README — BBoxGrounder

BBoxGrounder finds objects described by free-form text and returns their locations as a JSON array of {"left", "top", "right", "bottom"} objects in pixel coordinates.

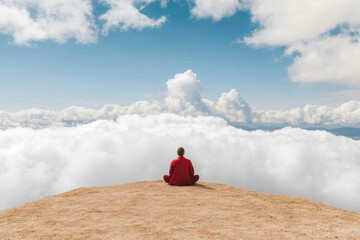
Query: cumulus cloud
[
  {"left": 165, "top": 70, "right": 209, "bottom": 115},
  {"left": 190, "top": 0, "right": 242, "bottom": 21},
  {"left": 0, "top": 114, "right": 359, "bottom": 212},
  {"left": 0, "top": 0, "right": 97, "bottom": 45},
  {"left": 0, "top": 101, "right": 161, "bottom": 129},
  {"left": 0, "top": 70, "right": 253, "bottom": 128},
  {"left": 206, "top": 88, "right": 252, "bottom": 123},
  {"left": 165, "top": 70, "right": 253, "bottom": 122},
  {"left": 254, "top": 101, "right": 360, "bottom": 127},
  {"left": 0, "top": 0, "right": 168, "bottom": 44},
  {"left": 242, "top": 0, "right": 360, "bottom": 47},
  {"left": 241, "top": 0, "right": 360, "bottom": 88},
  {"left": 285, "top": 34, "right": 360, "bottom": 87},
  {"left": 1, "top": 70, "right": 360, "bottom": 129},
  {"left": 99, "top": 0, "right": 166, "bottom": 34}
]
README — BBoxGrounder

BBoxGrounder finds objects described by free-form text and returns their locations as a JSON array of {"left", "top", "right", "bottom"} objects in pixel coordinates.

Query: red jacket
[{"left": 168, "top": 156, "right": 196, "bottom": 186}]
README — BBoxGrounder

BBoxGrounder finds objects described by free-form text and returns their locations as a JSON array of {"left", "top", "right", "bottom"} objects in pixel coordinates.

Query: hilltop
[{"left": 1, "top": 181, "right": 359, "bottom": 239}]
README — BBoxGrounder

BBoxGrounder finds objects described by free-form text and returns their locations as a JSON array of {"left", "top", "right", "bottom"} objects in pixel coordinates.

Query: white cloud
[
  {"left": 208, "top": 88, "right": 252, "bottom": 123},
  {"left": 0, "top": 101, "right": 162, "bottom": 129},
  {"left": 1, "top": 70, "right": 360, "bottom": 128},
  {"left": 241, "top": 0, "right": 360, "bottom": 88},
  {"left": 159, "top": 0, "right": 168, "bottom": 7},
  {"left": 0, "top": 114, "right": 359, "bottom": 212},
  {"left": 254, "top": 101, "right": 360, "bottom": 126},
  {"left": 165, "top": 70, "right": 253, "bottom": 121},
  {"left": 144, "top": 93, "right": 153, "bottom": 98},
  {"left": 0, "top": 0, "right": 169, "bottom": 45},
  {"left": 165, "top": 70, "right": 209, "bottom": 115},
  {"left": 190, "top": 0, "right": 242, "bottom": 21},
  {"left": 285, "top": 34, "right": 360, "bottom": 87},
  {"left": 243, "top": 0, "right": 360, "bottom": 47},
  {"left": 56, "top": 100, "right": 162, "bottom": 124},
  {"left": 99, "top": 0, "right": 166, "bottom": 34},
  {"left": 0, "top": 0, "right": 97, "bottom": 45},
  {"left": 324, "top": 89, "right": 360, "bottom": 101}
]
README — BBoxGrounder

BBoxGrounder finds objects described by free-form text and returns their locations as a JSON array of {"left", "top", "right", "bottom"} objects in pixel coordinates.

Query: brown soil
[{"left": 0, "top": 181, "right": 359, "bottom": 239}]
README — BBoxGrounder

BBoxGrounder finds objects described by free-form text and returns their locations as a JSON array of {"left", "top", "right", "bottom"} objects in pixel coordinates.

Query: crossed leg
[{"left": 163, "top": 174, "right": 199, "bottom": 185}]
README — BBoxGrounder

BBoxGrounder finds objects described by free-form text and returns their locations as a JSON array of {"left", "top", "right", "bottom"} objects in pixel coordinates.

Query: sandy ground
[{"left": 0, "top": 181, "right": 359, "bottom": 240}]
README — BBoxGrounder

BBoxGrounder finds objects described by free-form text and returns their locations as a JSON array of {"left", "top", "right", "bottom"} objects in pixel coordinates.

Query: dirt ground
[{"left": 1, "top": 181, "right": 359, "bottom": 239}]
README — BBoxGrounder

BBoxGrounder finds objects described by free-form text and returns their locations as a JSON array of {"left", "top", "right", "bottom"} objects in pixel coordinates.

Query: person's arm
[
  {"left": 189, "top": 160, "right": 195, "bottom": 176},
  {"left": 169, "top": 161, "right": 175, "bottom": 176}
]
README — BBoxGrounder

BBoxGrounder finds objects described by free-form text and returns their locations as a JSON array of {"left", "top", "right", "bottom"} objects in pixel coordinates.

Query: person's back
[{"left": 163, "top": 147, "right": 199, "bottom": 186}]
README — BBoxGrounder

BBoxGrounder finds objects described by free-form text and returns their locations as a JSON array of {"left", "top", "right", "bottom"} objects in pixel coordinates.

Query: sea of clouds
[
  {"left": 1, "top": 114, "right": 360, "bottom": 212},
  {"left": 1, "top": 70, "right": 360, "bottom": 212}
]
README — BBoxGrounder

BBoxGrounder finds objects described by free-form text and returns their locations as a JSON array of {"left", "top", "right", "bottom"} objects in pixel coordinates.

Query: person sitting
[{"left": 163, "top": 147, "right": 199, "bottom": 186}]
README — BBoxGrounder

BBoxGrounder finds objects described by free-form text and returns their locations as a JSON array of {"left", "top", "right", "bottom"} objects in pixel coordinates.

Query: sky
[{"left": 1, "top": 0, "right": 358, "bottom": 112}]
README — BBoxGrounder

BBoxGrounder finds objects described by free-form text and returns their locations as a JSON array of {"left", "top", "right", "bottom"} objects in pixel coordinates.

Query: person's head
[{"left": 177, "top": 147, "right": 185, "bottom": 157}]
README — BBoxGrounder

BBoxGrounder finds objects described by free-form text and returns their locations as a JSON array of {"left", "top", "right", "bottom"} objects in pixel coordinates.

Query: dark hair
[{"left": 177, "top": 147, "right": 185, "bottom": 157}]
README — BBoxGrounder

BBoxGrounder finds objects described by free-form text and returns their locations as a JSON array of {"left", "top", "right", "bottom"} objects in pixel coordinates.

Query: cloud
[
  {"left": 254, "top": 101, "right": 360, "bottom": 126},
  {"left": 99, "top": 0, "right": 166, "bottom": 34},
  {"left": 241, "top": 0, "right": 360, "bottom": 87},
  {"left": 0, "top": 0, "right": 167, "bottom": 45},
  {"left": 0, "top": 0, "right": 97, "bottom": 45},
  {"left": 324, "top": 89, "right": 360, "bottom": 101},
  {"left": 0, "top": 101, "right": 162, "bottom": 129},
  {"left": 285, "top": 34, "right": 360, "bottom": 87},
  {"left": 206, "top": 88, "right": 252, "bottom": 123},
  {"left": 0, "top": 114, "right": 359, "bottom": 212},
  {"left": 1, "top": 70, "right": 360, "bottom": 129},
  {"left": 165, "top": 70, "right": 209, "bottom": 115},
  {"left": 242, "top": 0, "right": 360, "bottom": 47},
  {"left": 190, "top": 0, "right": 242, "bottom": 21},
  {"left": 159, "top": 0, "right": 168, "bottom": 8},
  {"left": 144, "top": 93, "right": 154, "bottom": 98},
  {"left": 165, "top": 70, "right": 253, "bottom": 122}
]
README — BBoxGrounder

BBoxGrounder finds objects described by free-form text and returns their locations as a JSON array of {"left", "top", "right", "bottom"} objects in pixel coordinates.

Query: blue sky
[{"left": 0, "top": 0, "right": 354, "bottom": 111}]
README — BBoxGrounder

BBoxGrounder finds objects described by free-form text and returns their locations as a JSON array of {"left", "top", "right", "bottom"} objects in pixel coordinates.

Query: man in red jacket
[{"left": 163, "top": 147, "right": 199, "bottom": 186}]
